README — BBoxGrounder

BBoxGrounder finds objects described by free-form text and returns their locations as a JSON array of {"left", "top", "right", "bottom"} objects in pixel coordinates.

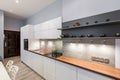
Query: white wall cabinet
[
  {"left": 34, "top": 17, "right": 62, "bottom": 39},
  {"left": 21, "top": 25, "right": 34, "bottom": 39},
  {"left": 43, "top": 57, "right": 56, "bottom": 80},
  {"left": 55, "top": 61, "right": 77, "bottom": 80},
  {"left": 77, "top": 68, "right": 114, "bottom": 80}
]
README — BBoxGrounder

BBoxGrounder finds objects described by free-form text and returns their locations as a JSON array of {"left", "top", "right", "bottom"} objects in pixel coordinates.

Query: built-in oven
[{"left": 24, "top": 39, "right": 28, "bottom": 50}]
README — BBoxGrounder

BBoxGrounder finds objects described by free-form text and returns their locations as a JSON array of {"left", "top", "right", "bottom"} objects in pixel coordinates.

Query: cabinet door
[
  {"left": 34, "top": 17, "right": 62, "bottom": 39},
  {"left": 21, "top": 25, "right": 34, "bottom": 39},
  {"left": 56, "top": 61, "right": 77, "bottom": 80},
  {"left": 29, "top": 52, "right": 44, "bottom": 77},
  {"left": 77, "top": 68, "right": 115, "bottom": 80},
  {"left": 21, "top": 26, "right": 28, "bottom": 39},
  {"left": 43, "top": 57, "right": 56, "bottom": 80},
  {"left": 21, "top": 51, "right": 44, "bottom": 77},
  {"left": 21, "top": 50, "right": 28, "bottom": 63},
  {"left": 34, "top": 24, "right": 42, "bottom": 39}
]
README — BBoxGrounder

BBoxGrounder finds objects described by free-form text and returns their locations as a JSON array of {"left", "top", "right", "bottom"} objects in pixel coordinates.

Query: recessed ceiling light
[{"left": 15, "top": 0, "right": 19, "bottom": 3}]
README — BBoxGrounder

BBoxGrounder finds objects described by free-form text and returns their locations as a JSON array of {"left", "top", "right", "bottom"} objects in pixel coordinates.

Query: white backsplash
[{"left": 28, "top": 39, "right": 40, "bottom": 50}]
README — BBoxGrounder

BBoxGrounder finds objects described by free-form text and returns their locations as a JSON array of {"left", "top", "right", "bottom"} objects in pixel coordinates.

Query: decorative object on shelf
[
  {"left": 100, "top": 34, "right": 106, "bottom": 37},
  {"left": 73, "top": 22, "right": 80, "bottom": 27},
  {"left": 60, "top": 34, "right": 64, "bottom": 38},
  {"left": 79, "top": 35, "right": 85, "bottom": 37},
  {"left": 106, "top": 19, "right": 110, "bottom": 22},
  {"left": 60, "top": 34, "right": 69, "bottom": 38},
  {"left": 86, "top": 22, "right": 89, "bottom": 25},
  {"left": 115, "top": 33, "right": 120, "bottom": 37},
  {"left": 94, "top": 21, "right": 98, "bottom": 24},
  {"left": 70, "top": 35, "right": 77, "bottom": 38},
  {"left": 87, "top": 34, "right": 93, "bottom": 37}
]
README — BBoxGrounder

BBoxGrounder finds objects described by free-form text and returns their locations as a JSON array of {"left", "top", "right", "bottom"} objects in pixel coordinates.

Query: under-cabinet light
[{"left": 15, "top": 0, "right": 19, "bottom": 3}]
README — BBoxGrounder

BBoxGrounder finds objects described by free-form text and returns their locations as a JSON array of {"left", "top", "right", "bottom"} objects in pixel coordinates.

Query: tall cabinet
[{"left": 21, "top": 25, "right": 34, "bottom": 62}]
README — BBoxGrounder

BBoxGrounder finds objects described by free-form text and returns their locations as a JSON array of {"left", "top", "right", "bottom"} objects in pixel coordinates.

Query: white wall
[
  {"left": 0, "top": 10, "right": 4, "bottom": 59},
  {"left": 26, "top": 0, "right": 62, "bottom": 25},
  {"left": 4, "top": 16, "right": 25, "bottom": 31},
  {"left": 62, "top": 0, "right": 120, "bottom": 22}
]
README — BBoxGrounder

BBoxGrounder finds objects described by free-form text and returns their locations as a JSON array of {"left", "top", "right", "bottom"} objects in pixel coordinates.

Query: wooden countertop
[
  {"left": 28, "top": 50, "right": 120, "bottom": 79},
  {"left": 57, "top": 56, "right": 120, "bottom": 79}
]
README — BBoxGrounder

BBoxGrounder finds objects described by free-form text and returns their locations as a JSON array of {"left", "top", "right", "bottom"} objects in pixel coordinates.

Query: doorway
[{"left": 4, "top": 30, "right": 20, "bottom": 58}]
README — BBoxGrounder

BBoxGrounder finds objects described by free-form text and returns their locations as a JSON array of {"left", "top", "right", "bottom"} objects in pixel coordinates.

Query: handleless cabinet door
[
  {"left": 31, "top": 53, "right": 44, "bottom": 77},
  {"left": 34, "top": 24, "right": 42, "bottom": 39},
  {"left": 34, "top": 17, "right": 62, "bottom": 39},
  {"left": 56, "top": 61, "right": 77, "bottom": 80},
  {"left": 77, "top": 68, "right": 115, "bottom": 80},
  {"left": 43, "top": 57, "right": 56, "bottom": 80},
  {"left": 21, "top": 25, "right": 34, "bottom": 39}
]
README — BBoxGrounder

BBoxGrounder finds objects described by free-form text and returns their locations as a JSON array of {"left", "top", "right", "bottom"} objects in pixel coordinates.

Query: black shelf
[
  {"left": 58, "top": 20, "right": 120, "bottom": 30},
  {"left": 62, "top": 37, "right": 120, "bottom": 39}
]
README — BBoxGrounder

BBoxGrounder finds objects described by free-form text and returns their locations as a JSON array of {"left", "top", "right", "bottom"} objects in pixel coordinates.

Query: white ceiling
[{"left": 0, "top": 0, "right": 56, "bottom": 19}]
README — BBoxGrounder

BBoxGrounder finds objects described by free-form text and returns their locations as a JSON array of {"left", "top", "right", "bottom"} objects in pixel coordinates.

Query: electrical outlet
[{"left": 91, "top": 56, "right": 110, "bottom": 64}]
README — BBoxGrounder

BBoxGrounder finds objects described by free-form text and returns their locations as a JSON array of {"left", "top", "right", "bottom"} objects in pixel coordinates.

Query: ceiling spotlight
[{"left": 16, "top": 0, "right": 19, "bottom": 3}]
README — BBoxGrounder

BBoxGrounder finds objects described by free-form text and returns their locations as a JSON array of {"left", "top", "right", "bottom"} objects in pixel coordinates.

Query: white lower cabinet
[
  {"left": 43, "top": 57, "right": 56, "bottom": 80},
  {"left": 22, "top": 51, "right": 44, "bottom": 77},
  {"left": 30, "top": 53, "right": 44, "bottom": 77},
  {"left": 22, "top": 52, "right": 115, "bottom": 80},
  {"left": 77, "top": 68, "right": 115, "bottom": 80},
  {"left": 55, "top": 61, "right": 77, "bottom": 80}
]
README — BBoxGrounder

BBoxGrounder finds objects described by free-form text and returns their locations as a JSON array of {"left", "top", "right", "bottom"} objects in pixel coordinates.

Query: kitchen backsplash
[
  {"left": 28, "top": 38, "right": 117, "bottom": 67},
  {"left": 28, "top": 39, "right": 62, "bottom": 53},
  {"left": 40, "top": 40, "right": 62, "bottom": 53},
  {"left": 28, "top": 39, "right": 40, "bottom": 50},
  {"left": 63, "top": 38, "right": 115, "bottom": 67}
]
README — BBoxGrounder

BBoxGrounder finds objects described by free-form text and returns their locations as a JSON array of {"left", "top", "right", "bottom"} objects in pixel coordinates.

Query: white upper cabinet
[
  {"left": 21, "top": 25, "right": 34, "bottom": 39},
  {"left": 34, "top": 17, "right": 62, "bottom": 39}
]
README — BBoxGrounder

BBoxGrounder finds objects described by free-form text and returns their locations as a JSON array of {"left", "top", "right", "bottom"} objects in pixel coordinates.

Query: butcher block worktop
[
  {"left": 27, "top": 50, "right": 120, "bottom": 79},
  {"left": 57, "top": 56, "right": 120, "bottom": 80}
]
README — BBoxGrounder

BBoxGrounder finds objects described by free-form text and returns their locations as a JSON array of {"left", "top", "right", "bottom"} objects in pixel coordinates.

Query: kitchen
[{"left": 0, "top": 0, "right": 120, "bottom": 80}]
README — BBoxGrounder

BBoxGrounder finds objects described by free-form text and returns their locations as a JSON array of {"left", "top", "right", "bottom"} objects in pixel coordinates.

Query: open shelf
[
  {"left": 62, "top": 37, "right": 120, "bottom": 39},
  {"left": 58, "top": 20, "right": 120, "bottom": 30}
]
